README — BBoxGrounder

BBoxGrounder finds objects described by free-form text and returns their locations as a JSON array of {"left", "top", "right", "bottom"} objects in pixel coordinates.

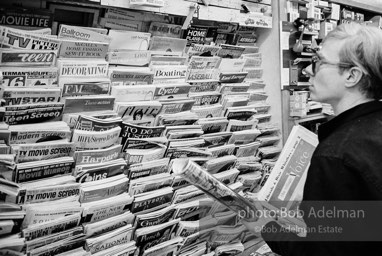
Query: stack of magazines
[{"left": 0, "top": 11, "right": 286, "bottom": 256}]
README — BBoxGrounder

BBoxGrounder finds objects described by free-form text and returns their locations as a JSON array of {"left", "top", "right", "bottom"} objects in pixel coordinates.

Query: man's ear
[{"left": 344, "top": 67, "right": 363, "bottom": 88}]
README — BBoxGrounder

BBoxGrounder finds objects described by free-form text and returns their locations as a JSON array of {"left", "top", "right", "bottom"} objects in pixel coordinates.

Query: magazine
[
  {"left": 108, "top": 67, "right": 153, "bottom": 85},
  {"left": 71, "top": 126, "right": 121, "bottom": 151},
  {"left": 2, "top": 102, "right": 65, "bottom": 125},
  {"left": 107, "top": 50, "right": 151, "bottom": 67},
  {"left": 115, "top": 101, "right": 162, "bottom": 126},
  {"left": 0, "top": 25, "right": 61, "bottom": 50},
  {"left": 59, "top": 39, "right": 109, "bottom": 59},
  {"left": 81, "top": 193, "right": 134, "bottom": 223},
  {"left": 0, "top": 49, "right": 57, "bottom": 66},
  {"left": 149, "top": 36, "right": 187, "bottom": 54},
  {"left": 148, "top": 22, "right": 182, "bottom": 38},
  {"left": 83, "top": 211, "right": 135, "bottom": 238},
  {"left": 58, "top": 24, "right": 111, "bottom": 42},
  {"left": 111, "top": 85, "right": 155, "bottom": 102},
  {"left": 2, "top": 87, "right": 61, "bottom": 106},
  {"left": 0, "top": 66, "right": 58, "bottom": 87}
]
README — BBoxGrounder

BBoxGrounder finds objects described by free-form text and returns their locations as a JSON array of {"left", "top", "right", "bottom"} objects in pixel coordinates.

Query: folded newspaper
[{"left": 171, "top": 159, "right": 260, "bottom": 222}]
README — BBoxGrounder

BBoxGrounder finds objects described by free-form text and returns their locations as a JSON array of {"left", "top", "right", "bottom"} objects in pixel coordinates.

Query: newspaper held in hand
[
  {"left": 171, "top": 159, "right": 259, "bottom": 222},
  {"left": 257, "top": 125, "right": 318, "bottom": 211}
]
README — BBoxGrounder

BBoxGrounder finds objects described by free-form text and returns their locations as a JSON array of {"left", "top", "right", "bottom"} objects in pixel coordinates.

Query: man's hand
[{"left": 240, "top": 215, "right": 275, "bottom": 237}]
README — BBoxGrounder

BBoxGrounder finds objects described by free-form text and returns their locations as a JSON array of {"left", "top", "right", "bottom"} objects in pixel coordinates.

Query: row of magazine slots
[
  {"left": 2, "top": 205, "right": 269, "bottom": 256},
  {"left": 0, "top": 85, "right": 269, "bottom": 126},
  {"left": 1, "top": 165, "right": 270, "bottom": 256},
  {"left": 0, "top": 23, "right": 259, "bottom": 64},
  {"left": 0, "top": 122, "right": 281, "bottom": 178}
]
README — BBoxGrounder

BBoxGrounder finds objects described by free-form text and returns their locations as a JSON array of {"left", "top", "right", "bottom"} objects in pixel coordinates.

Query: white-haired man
[{"left": 244, "top": 22, "right": 382, "bottom": 255}]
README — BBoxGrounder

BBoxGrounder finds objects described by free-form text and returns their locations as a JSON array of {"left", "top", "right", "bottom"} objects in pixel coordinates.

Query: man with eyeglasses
[{"left": 243, "top": 23, "right": 382, "bottom": 255}]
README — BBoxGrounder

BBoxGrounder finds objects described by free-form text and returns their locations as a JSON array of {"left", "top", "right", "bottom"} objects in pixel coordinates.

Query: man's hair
[{"left": 324, "top": 22, "right": 382, "bottom": 99}]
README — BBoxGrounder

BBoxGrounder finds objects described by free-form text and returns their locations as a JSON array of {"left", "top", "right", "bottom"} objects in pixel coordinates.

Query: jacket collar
[{"left": 318, "top": 100, "right": 382, "bottom": 141}]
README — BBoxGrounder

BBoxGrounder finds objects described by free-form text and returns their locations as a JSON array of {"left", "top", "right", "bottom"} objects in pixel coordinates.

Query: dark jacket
[{"left": 262, "top": 100, "right": 382, "bottom": 256}]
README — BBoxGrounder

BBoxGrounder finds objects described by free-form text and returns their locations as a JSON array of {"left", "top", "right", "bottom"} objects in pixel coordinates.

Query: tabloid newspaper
[
  {"left": 71, "top": 126, "right": 121, "bottom": 151},
  {"left": 148, "top": 22, "right": 182, "bottom": 38},
  {"left": 0, "top": 26, "right": 61, "bottom": 50},
  {"left": 74, "top": 144, "right": 122, "bottom": 166},
  {"left": 58, "top": 24, "right": 111, "bottom": 43},
  {"left": 57, "top": 59, "right": 108, "bottom": 78},
  {"left": 2, "top": 102, "right": 65, "bottom": 125},
  {"left": 0, "top": 67, "right": 58, "bottom": 87},
  {"left": 0, "top": 49, "right": 57, "bottom": 66},
  {"left": 172, "top": 159, "right": 260, "bottom": 221},
  {"left": 257, "top": 125, "right": 318, "bottom": 211},
  {"left": 59, "top": 39, "right": 109, "bottom": 59}
]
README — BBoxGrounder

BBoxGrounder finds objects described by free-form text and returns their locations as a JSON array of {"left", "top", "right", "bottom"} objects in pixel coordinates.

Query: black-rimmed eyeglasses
[{"left": 304, "top": 55, "right": 353, "bottom": 76}]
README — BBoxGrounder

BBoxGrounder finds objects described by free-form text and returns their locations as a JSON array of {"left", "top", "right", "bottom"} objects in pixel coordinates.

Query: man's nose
[{"left": 302, "top": 64, "right": 314, "bottom": 76}]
